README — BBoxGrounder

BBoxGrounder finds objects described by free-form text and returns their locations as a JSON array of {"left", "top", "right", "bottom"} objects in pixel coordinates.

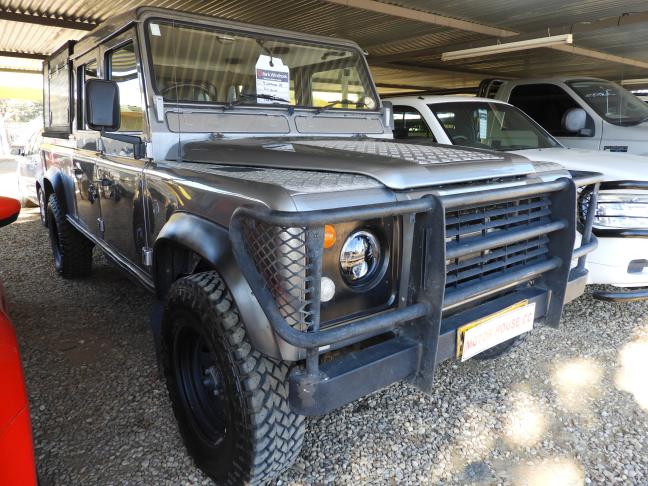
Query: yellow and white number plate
[{"left": 456, "top": 301, "right": 536, "bottom": 362}]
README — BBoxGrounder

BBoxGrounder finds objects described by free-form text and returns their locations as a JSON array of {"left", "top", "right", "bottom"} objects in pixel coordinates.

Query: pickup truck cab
[
  {"left": 38, "top": 7, "right": 600, "bottom": 484},
  {"left": 480, "top": 77, "right": 648, "bottom": 156},
  {"left": 386, "top": 95, "right": 648, "bottom": 301}
]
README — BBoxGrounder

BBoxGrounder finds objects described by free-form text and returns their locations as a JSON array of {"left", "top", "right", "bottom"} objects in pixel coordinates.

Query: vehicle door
[
  {"left": 95, "top": 32, "right": 149, "bottom": 269},
  {"left": 71, "top": 51, "right": 103, "bottom": 237},
  {"left": 507, "top": 83, "right": 602, "bottom": 150}
]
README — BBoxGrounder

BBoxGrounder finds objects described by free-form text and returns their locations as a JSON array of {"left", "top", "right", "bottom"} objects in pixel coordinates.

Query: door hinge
[{"left": 142, "top": 247, "right": 153, "bottom": 267}]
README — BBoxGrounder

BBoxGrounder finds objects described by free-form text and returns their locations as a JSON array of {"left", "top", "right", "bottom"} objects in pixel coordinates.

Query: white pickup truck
[
  {"left": 479, "top": 77, "right": 648, "bottom": 156},
  {"left": 385, "top": 95, "right": 648, "bottom": 301}
]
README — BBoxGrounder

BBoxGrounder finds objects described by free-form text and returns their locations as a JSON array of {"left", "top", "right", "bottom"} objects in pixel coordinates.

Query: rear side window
[
  {"left": 77, "top": 59, "right": 98, "bottom": 129},
  {"left": 393, "top": 106, "right": 435, "bottom": 141},
  {"left": 509, "top": 84, "right": 582, "bottom": 136},
  {"left": 43, "top": 42, "right": 75, "bottom": 135},
  {"left": 107, "top": 42, "right": 144, "bottom": 132}
]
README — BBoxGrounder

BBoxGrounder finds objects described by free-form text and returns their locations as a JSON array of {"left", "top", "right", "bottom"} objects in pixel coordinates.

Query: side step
[{"left": 288, "top": 337, "right": 421, "bottom": 416}]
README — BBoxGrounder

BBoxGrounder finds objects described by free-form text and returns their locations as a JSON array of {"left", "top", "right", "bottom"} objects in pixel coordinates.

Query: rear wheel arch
[
  {"left": 42, "top": 169, "right": 70, "bottom": 215},
  {"left": 42, "top": 179, "right": 54, "bottom": 205},
  {"left": 35, "top": 181, "right": 47, "bottom": 226},
  {"left": 153, "top": 212, "right": 283, "bottom": 359}
]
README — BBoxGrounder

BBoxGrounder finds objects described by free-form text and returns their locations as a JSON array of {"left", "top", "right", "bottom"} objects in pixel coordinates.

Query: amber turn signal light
[{"left": 324, "top": 225, "right": 336, "bottom": 249}]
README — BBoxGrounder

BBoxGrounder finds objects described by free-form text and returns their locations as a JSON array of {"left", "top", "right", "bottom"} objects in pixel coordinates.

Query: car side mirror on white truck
[{"left": 562, "top": 107, "right": 593, "bottom": 136}]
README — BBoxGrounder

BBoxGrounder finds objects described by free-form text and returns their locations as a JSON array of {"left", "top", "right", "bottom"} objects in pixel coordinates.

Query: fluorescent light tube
[{"left": 441, "top": 34, "right": 573, "bottom": 61}]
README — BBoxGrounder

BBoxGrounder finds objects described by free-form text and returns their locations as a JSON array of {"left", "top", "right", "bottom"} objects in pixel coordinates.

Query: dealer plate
[{"left": 456, "top": 301, "right": 536, "bottom": 362}]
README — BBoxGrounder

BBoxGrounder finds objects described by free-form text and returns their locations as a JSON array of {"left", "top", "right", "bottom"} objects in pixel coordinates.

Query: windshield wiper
[
  {"left": 316, "top": 99, "right": 366, "bottom": 113},
  {"left": 225, "top": 92, "right": 290, "bottom": 109}
]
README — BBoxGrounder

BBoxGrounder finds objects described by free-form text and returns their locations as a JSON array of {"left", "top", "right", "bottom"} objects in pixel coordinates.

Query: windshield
[
  {"left": 567, "top": 79, "right": 648, "bottom": 126},
  {"left": 146, "top": 20, "right": 378, "bottom": 111},
  {"left": 429, "top": 101, "right": 561, "bottom": 151}
]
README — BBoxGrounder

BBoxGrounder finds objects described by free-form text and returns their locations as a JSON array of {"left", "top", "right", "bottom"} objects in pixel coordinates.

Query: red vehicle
[{"left": 0, "top": 196, "right": 37, "bottom": 486}]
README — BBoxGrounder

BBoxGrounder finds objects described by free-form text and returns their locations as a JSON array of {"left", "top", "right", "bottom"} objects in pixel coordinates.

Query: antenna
[{"left": 172, "top": 20, "right": 182, "bottom": 163}]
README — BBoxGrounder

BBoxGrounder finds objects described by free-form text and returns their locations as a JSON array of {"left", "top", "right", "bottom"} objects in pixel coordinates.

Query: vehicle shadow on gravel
[
  {"left": 279, "top": 292, "right": 648, "bottom": 485},
  {"left": 2, "top": 212, "right": 647, "bottom": 485},
  {"left": 0, "top": 212, "right": 212, "bottom": 485}
]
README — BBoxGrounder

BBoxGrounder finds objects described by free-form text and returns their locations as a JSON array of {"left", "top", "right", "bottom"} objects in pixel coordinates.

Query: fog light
[{"left": 321, "top": 276, "right": 336, "bottom": 302}]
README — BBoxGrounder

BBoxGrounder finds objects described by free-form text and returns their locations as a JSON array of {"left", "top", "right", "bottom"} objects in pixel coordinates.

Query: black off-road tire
[
  {"left": 161, "top": 272, "right": 305, "bottom": 485},
  {"left": 46, "top": 193, "right": 93, "bottom": 278},
  {"left": 472, "top": 335, "right": 525, "bottom": 361}
]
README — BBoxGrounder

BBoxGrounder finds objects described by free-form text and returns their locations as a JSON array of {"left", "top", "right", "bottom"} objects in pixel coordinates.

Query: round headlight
[{"left": 339, "top": 230, "right": 381, "bottom": 284}]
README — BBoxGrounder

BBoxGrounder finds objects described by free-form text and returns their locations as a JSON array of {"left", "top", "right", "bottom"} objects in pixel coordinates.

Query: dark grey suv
[{"left": 38, "top": 7, "right": 601, "bottom": 484}]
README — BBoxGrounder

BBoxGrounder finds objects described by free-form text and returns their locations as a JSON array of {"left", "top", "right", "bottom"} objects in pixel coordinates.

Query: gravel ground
[{"left": 1, "top": 171, "right": 648, "bottom": 484}]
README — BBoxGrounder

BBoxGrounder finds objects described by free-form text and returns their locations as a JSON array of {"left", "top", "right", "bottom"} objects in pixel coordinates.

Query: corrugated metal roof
[
  {"left": 367, "top": 29, "right": 484, "bottom": 57},
  {"left": 394, "top": 0, "right": 648, "bottom": 33},
  {"left": 1, "top": 0, "right": 648, "bottom": 91},
  {"left": 0, "top": 19, "right": 85, "bottom": 55},
  {"left": 420, "top": 47, "right": 648, "bottom": 80},
  {"left": 0, "top": 0, "right": 464, "bottom": 52}
]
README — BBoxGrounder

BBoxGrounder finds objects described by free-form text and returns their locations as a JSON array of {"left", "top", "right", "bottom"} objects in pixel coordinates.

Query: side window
[
  {"left": 393, "top": 106, "right": 435, "bottom": 140},
  {"left": 77, "top": 59, "right": 98, "bottom": 129},
  {"left": 107, "top": 42, "right": 144, "bottom": 132},
  {"left": 509, "top": 84, "right": 582, "bottom": 137},
  {"left": 47, "top": 48, "right": 72, "bottom": 131}
]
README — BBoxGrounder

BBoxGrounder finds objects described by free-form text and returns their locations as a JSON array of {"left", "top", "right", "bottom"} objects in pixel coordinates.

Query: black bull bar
[{"left": 230, "top": 173, "right": 603, "bottom": 415}]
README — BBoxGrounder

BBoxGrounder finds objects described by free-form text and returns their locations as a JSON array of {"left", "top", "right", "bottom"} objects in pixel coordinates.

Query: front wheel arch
[{"left": 153, "top": 212, "right": 284, "bottom": 360}]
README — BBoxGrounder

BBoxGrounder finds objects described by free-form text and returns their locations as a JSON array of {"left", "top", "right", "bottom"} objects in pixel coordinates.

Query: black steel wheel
[
  {"left": 161, "top": 271, "right": 305, "bottom": 485},
  {"left": 173, "top": 317, "right": 229, "bottom": 446}
]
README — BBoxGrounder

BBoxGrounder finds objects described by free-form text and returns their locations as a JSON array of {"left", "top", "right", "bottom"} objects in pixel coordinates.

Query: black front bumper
[
  {"left": 288, "top": 286, "right": 555, "bottom": 415},
  {"left": 230, "top": 174, "right": 603, "bottom": 416}
]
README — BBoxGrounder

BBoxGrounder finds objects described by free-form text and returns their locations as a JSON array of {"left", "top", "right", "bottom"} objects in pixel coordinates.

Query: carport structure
[{"left": 2, "top": 0, "right": 648, "bottom": 93}]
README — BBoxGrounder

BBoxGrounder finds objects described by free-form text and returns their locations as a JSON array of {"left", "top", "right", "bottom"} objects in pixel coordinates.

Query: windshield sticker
[
  {"left": 478, "top": 108, "right": 488, "bottom": 140},
  {"left": 150, "top": 23, "right": 161, "bottom": 37},
  {"left": 255, "top": 55, "right": 290, "bottom": 104}
]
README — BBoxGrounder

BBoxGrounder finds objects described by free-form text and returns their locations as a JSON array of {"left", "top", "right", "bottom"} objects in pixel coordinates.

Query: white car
[
  {"left": 480, "top": 77, "right": 648, "bottom": 156},
  {"left": 385, "top": 95, "right": 648, "bottom": 301}
]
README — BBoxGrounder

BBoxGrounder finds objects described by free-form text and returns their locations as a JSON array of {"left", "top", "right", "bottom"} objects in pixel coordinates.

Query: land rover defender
[{"left": 39, "top": 7, "right": 601, "bottom": 484}]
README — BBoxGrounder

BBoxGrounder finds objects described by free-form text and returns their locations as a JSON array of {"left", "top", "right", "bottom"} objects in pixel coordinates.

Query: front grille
[{"left": 444, "top": 195, "right": 552, "bottom": 292}]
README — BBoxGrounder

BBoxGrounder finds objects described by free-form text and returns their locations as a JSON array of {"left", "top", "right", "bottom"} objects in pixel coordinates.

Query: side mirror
[
  {"left": 562, "top": 108, "right": 588, "bottom": 134},
  {"left": 382, "top": 101, "right": 394, "bottom": 131},
  {"left": 86, "top": 79, "right": 120, "bottom": 132},
  {"left": 0, "top": 197, "right": 20, "bottom": 228}
]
